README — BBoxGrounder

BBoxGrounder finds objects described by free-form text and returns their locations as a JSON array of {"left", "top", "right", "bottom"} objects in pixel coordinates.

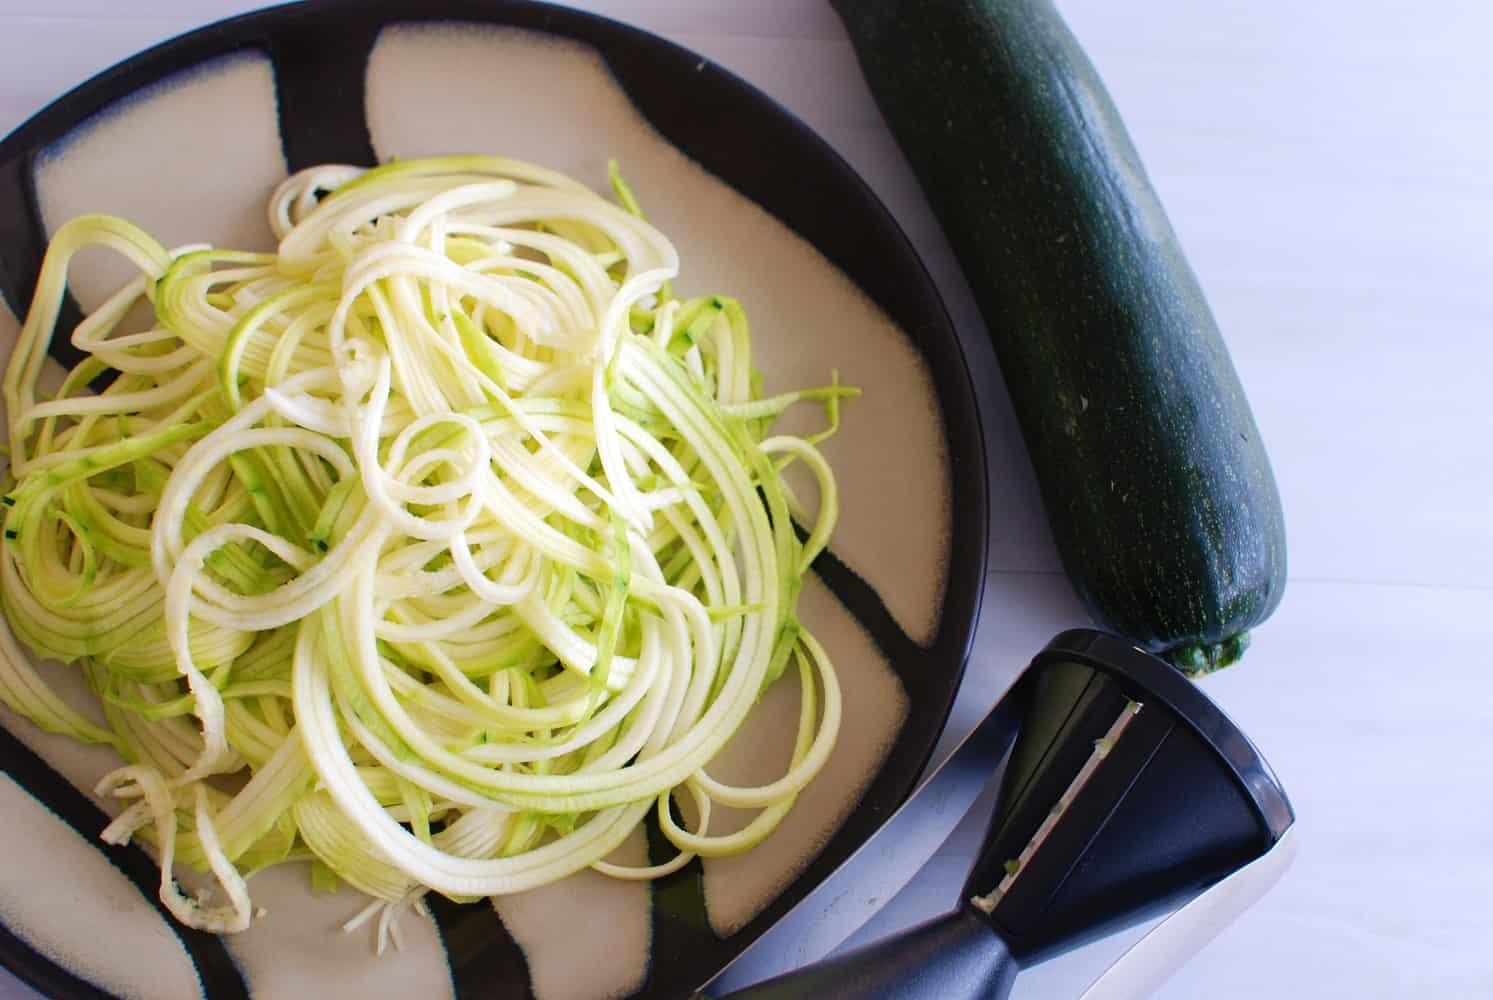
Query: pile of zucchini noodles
[{"left": 0, "top": 155, "right": 851, "bottom": 947}]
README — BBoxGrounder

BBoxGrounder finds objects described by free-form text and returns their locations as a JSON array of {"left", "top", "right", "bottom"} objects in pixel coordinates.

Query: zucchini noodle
[{"left": 0, "top": 155, "right": 857, "bottom": 946}]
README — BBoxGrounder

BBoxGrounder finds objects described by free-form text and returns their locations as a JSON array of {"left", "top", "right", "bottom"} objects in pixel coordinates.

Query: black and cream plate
[{"left": 0, "top": 2, "right": 987, "bottom": 998}]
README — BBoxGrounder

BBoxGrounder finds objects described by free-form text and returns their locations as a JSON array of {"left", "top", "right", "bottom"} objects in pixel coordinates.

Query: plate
[{"left": 0, "top": 2, "right": 987, "bottom": 997}]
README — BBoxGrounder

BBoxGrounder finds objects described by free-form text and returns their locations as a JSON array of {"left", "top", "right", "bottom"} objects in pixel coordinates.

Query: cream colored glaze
[
  {"left": 224, "top": 865, "right": 455, "bottom": 1000},
  {"left": 0, "top": 774, "right": 202, "bottom": 1000},
  {"left": 493, "top": 830, "right": 652, "bottom": 1000},
  {"left": 35, "top": 52, "right": 286, "bottom": 312}
]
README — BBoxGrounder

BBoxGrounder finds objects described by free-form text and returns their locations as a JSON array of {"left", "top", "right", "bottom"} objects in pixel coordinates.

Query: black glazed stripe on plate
[
  {"left": 0, "top": 725, "right": 249, "bottom": 999},
  {"left": 425, "top": 895, "right": 534, "bottom": 999},
  {"left": 264, "top": 6, "right": 379, "bottom": 171},
  {"left": 0, "top": 2, "right": 989, "bottom": 998},
  {"left": 640, "top": 797, "right": 711, "bottom": 996},
  {"left": 0, "top": 153, "right": 88, "bottom": 370}
]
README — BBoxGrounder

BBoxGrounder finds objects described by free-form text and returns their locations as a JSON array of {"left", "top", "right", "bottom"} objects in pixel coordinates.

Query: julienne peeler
[{"left": 710, "top": 629, "right": 1296, "bottom": 999}]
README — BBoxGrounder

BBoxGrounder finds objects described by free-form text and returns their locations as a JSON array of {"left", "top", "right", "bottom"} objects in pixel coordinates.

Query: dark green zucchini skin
[{"left": 834, "top": 0, "right": 1286, "bottom": 672}]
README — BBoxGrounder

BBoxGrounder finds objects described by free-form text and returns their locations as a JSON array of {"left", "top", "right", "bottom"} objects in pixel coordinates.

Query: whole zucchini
[{"left": 834, "top": 0, "right": 1286, "bottom": 672}]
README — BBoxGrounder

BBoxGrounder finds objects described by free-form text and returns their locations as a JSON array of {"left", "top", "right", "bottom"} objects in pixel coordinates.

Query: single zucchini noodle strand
[{"left": 0, "top": 155, "right": 859, "bottom": 944}]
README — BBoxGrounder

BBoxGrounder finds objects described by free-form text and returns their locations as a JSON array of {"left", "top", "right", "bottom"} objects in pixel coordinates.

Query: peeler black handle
[{"left": 714, "top": 905, "right": 1017, "bottom": 1000}]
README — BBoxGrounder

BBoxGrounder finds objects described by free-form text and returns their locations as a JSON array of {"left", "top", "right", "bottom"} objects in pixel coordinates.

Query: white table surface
[{"left": 1, "top": 1, "right": 1490, "bottom": 998}]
